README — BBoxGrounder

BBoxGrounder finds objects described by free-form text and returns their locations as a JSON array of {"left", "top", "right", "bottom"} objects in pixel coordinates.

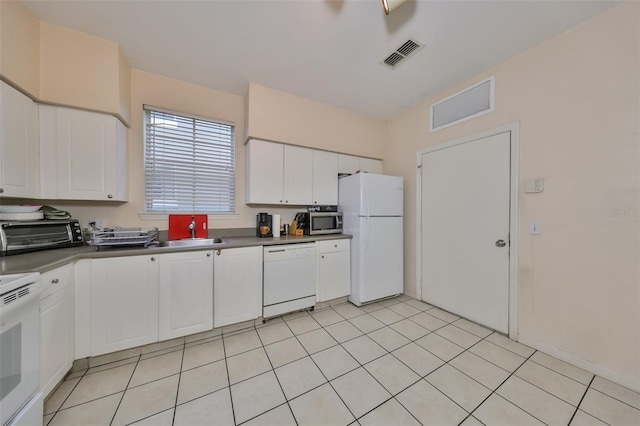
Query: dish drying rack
[{"left": 88, "top": 227, "right": 158, "bottom": 250}]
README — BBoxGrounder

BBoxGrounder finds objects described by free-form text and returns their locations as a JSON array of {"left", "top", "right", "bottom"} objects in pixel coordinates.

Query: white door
[
  {"left": 421, "top": 132, "right": 511, "bottom": 333},
  {"left": 56, "top": 108, "right": 117, "bottom": 200},
  {"left": 91, "top": 256, "right": 159, "bottom": 355},
  {"left": 159, "top": 251, "right": 213, "bottom": 340},
  {"left": 213, "top": 247, "right": 263, "bottom": 327},
  {"left": 360, "top": 174, "right": 403, "bottom": 216},
  {"left": 284, "top": 145, "right": 313, "bottom": 205},
  {"left": 352, "top": 216, "right": 403, "bottom": 305},
  {"left": 0, "top": 81, "right": 40, "bottom": 198},
  {"left": 312, "top": 150, "right": 338, "bottom": 205}
]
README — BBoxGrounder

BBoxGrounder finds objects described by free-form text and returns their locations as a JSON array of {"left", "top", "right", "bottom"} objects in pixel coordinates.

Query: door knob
[{"left": 495, "top": 239, "right": 506, "bottom": 247}]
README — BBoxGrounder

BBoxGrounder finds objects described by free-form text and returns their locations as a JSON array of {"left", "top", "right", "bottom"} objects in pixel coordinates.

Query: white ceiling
[{"left": 25, "top": 0, "right": 618, "bottom": 120}]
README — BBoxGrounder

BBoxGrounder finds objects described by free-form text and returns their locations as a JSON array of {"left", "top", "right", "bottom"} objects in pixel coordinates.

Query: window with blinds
[{"left": 144, "top": 107, "right": 235, "bottom": 213}]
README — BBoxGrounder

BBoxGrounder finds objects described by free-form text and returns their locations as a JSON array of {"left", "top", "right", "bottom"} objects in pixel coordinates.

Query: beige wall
[
  {"left": 246, "top": 82, "right": 385, "bottom": 159},
  {"left": 118, "top": 48, "right": 131, "bottom": 124},
  {"left": 385, "top": 2, "right": 639, "bottom": 390},
  {"left": 0, "top": 0, "right": 40, "bottom": 96},
  {"left": 40, "top": 21, "right": 125, "bottom": 121}
]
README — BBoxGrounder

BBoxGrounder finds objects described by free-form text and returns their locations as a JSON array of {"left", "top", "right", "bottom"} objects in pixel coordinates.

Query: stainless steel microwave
[
  {"left": 303, "top": 212, "right": 343, "bottom": 235},
  {"left": 0, "top": 219, "right": 84, "bottom": 256}
]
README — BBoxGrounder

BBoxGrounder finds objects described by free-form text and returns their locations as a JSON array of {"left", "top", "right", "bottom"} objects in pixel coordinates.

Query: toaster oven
[{"left": 0, "top": 219, "right": 84, "bottom": 256}]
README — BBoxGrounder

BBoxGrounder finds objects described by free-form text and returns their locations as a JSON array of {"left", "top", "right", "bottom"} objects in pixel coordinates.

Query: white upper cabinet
[
  {"left": 246, "top": 139, "right": 284, "bottom": 204},
  {"left": 284, "top": 144, "right": 313, "bottom": 205},
  {"left": 359, "top": 157, "right": 383, "bottom": 174},
  {"left": 246, "top": 139, "right": 312, "bottom": 205},
  {"left": 40, "top": 105, "right": 128, "bottom": 201},
  {"left": 337, "top": 154, "right": 383, "bottom": 175},
  {"left": 312, "top": 150, "right": 338, "bottom": 205},
  {"left": 213, "top": 246, "right": 263, "bottom": 327},
  {"left": 158, "top": 250, "right": 214, "bottom": 341},
  {"left": 0, "top": 82, "right": 40, "bottom": 198}
]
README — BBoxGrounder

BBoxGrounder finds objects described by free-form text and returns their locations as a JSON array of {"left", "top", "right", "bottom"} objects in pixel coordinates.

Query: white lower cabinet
[
  {"left": 317, "top": 239, "right": 351, "bottom": 302},
  {"left": 90, "top": 255, "right": 159, "bottom": 356},
  {"left": 39, "top": 264, "right": 74, "bottom": 398},
  {"left": 214, "top": 246, "right": 263, "bottom": 327},
  {"left": 159, "top": 250, "right": 213, "bottom": 340},
  {"left": 88, "top": 251, "right": 215, "bottom": 357}
]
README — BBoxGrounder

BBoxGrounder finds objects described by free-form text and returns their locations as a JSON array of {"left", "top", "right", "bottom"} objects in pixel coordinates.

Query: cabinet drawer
[
  {"left": 40, "top": 263, "right": 73, "bottom": 300},
  {"left": 318, "top": 239, "right": 350, "bottom": 254}
]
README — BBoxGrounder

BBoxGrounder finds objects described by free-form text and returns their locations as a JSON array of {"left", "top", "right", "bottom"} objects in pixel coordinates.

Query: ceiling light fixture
[{"left": 382, "top": 0, "right": 408, "bottom": 15}]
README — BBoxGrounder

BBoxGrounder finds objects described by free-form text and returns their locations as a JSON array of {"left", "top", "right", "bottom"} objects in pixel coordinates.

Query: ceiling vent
[
  {"left": 381, "top": 38, "right": 424, "bottom": 69},
  {"left": 430, "top": 76, "right": 495, "bottom": 132}
]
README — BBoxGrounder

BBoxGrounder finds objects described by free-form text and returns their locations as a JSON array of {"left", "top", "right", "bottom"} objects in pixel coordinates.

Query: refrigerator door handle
[
  {"left": 365, "top": 217, "right": 370, "bottom": 251},
  {"left": 362, "top": 180, "right": 370, "bottom": 218}
]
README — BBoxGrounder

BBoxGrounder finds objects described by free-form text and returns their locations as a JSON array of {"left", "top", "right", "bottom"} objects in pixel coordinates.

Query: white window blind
[{"left": 144, "top": 107, "right": 235, "bottom": 213}]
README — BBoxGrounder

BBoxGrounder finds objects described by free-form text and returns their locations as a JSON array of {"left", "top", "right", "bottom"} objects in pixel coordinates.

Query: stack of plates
[
  {"left": 0, "top": 205, "right": 44, "bottom": 221},
  {"left": 40, "top": 205, "right": 72, "bottom": 220}
]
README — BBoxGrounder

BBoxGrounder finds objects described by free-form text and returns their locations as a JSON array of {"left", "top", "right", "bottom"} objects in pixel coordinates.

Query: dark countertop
[{"left": 0, "top": 233, "right": 352, "bottom": 275}]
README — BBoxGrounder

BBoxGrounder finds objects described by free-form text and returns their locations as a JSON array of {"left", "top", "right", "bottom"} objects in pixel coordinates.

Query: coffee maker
[{"left": 256, "top": 212, "right": 273, "bottom": 238}]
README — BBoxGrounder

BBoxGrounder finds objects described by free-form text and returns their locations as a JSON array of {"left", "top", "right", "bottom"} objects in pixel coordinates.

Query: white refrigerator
[{"left": 338, "top": 173, "right": 403, "bottom": 306}]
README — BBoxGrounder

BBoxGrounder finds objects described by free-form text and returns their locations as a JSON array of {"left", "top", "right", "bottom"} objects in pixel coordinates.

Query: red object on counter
[{"left": 168, "top": 214, "right": 208, "bottom": 240}]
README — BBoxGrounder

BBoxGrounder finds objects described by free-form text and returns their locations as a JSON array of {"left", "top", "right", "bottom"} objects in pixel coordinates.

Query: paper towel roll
[{"left": 273, "top": 214, "right": 281, "bottom": 238}]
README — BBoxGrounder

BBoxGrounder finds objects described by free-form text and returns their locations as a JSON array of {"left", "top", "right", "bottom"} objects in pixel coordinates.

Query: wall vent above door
[
  {"left": 381, "top": 38, "right": 424, "bottom": 69},
  {"left": 430, "top": 76, "right": 495, "bottom": 132}
]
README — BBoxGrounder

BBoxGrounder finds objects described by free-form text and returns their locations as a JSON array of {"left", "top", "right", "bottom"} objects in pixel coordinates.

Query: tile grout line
[
  {"left": 249, "top": 323, "right": 299, "bottom": 426},
  {"left": 461, "top": 350, "right": 549, "bottom": 425},
  {"left": 108, "top": 353, "right": 142, "bottom": 426},
  {"left": 44, "top": 366, "right": 90, "bottom": 425},
  {"left": 588, "top": 386, "right": 640, "bottom": 412},
  {"left": 169, "top": 341, "right": 187, "bottom": 426},
  {"left": 280, "top": 310, "right": 363, "bottom": 424},
  {"left": 220, "top": 330, "right": 238, "bottom": 426},
  {"left": 568, "top": 375, "right": 596, "bottom": 425}
]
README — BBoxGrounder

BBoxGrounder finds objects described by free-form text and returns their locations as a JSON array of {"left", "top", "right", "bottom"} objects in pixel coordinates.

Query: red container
[{"left": 168, "top": 214, "right": 208, "bottom": 240}]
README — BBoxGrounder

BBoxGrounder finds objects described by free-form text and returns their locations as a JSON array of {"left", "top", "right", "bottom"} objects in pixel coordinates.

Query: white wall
[{"left": 384, "top": 2, "right": 639, "bottom": 390}]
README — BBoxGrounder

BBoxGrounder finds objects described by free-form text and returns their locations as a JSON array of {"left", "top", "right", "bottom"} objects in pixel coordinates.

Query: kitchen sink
[{"left": 160, "top": 238, "right": 226, "bottom": 248}]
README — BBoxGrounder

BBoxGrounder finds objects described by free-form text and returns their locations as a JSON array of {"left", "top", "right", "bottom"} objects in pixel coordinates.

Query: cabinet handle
[
  {"left": 285, "top": 200, "right": 289, "bottom": 203},
  {"left": 107, "top": 194, "right": 113, "bottom": 199},
  {"left": 314, "top": 201, "right": 318, "bottom": 204},
  {"left": 321, "top": 255, "right": 325, "bottom": 259},
  {"left": 216, "top": 250, "right": 221, "bottom": 256},
  {"left": 334, "top": 244, "right": 338, "bottom": 248},
  {"left": 52, "top": 278, "right": 59, "bottom": 284},
  {"left": 207, "top": 252, "right": 211, "bottom": 257},
  {"left": 151, "top": 257, "right": 156, "bottom": 261},
  {"left": 0, "top": 188, "right": 4, "bottom": 193},
  {"left": 280, "top": 200, "right": 283, "bottom": 203}
]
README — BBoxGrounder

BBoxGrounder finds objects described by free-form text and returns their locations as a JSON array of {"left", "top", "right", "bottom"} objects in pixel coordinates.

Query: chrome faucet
[{"left": 188, "top": 216, "right": 197, "bottom": 239}]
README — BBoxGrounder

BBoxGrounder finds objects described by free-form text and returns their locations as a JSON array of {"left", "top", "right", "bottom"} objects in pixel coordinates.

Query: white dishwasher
[{"left": 263, "top": 243, "right": 317, "bottom": 318}]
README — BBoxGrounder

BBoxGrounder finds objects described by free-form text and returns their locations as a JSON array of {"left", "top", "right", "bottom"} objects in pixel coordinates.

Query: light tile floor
[{"left": 43, "top": 296, "right": 640, "bottom": 426}]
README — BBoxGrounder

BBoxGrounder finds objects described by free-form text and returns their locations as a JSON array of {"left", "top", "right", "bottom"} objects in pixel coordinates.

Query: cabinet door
[
  {"left": 55, "top": 108, "right": 118, "bottom": 200},
  {"left": 91, "top": 256, "right": 159, "bottom": 356},
  {"left": 318, "top": 240, "right": 351, "bottom": 303},
  {"left": 246, "top": 139, "right": 284, "bottom": 204},
  {"left": 0, "top": 82, "right": 40, "bottom": 198},
  {"left": 283, "top": 145, "right": 313, "bottom": 205},
  {"left": 40, "top": 284, "right": 74, "bottom": 398},
  {"left": 312, "top": 151, "right": 338, "bottom": 205},
  {"left": 337, "top": 154, "right": 359, "bottom": 175},
  {"left": 159, "top": 251, "right": 213, "bottom": 340},
  {"left": 359, "top": 158, "right": 383, "bottom": 174},
  {"left": 214, "top": 246, "right": 262, "bottom": 327}
]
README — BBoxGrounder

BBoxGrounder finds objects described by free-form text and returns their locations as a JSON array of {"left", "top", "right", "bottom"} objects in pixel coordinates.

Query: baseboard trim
[{"left": 517, "top": 335, "right": 640, "bottom": 393}]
